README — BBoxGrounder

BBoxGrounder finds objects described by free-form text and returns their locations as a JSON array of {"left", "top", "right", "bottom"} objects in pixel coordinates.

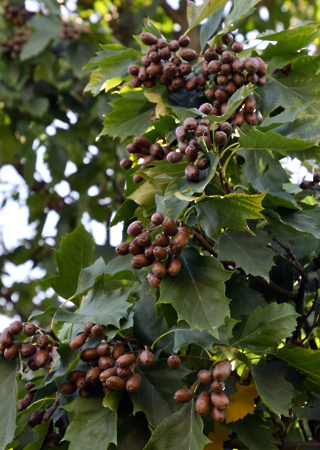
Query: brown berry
[
  {"left": 211, "top": 392, "right": 229, "bottom": 410},
  {"left": 195, "top": 391, "right": 211, "bottom": 416},
  {"left": 98, "top": 356, "right": 115, "bottom": 370},
  {"left": 153, "top": 246, "right": 168, "bottom": 260},
  {"left": 70, "top": 332, "right": 88, "bottom": 349},
  {"left": 80, "top": 348, "right": 99, "bottom": 362},
  {"left": 197, "top": 157, "right": 210, "bottom": 170},
  {"left": 20, "top": 344, "right": 36, "bottom": 358},
  {"left": 152, "top": 260, "right": 167, "bottom": 278},
  {"left": 215, "top": 131, "right": 228, "bottom": 146},
  {"left": 67, "top": 370, "right": 87, "bottom": 383},
  {"left": 178, "top": 35, "right": 190, "bottom": 47},
  {"left": 126, "top": 373, "right": 142, "bottom": 392},
  {"left": 24, "top": 323, "right": 37, "bottom": 336},
  {"left": 129, "top": 242, "right": 144, "bottom": 256},
  {"left": 27, "top": 410, "right": 45, "bottom": 427},
  {"left": 197, "top": 369, "right": 213, "bottom": 384},
  {"left": 34, "top": 349, "right": 49, "bottom": 368},
  {"left": 116, "top": 367, "right": 132, "bottom": 378},
  {"left": 116, "top": 242, "right": 130, "bottom": 256},
  {"left": 140, "top": 32, "right": 158, "bottom": 45},
  {"left": 167, "top": 151, "right": 183, "bottom": 164},
  {"left": 211, "top": 406, "right": 226, "bottom": 422},
  {"left": 244, "top": 111, "right": 258, "bottom": 125},
  {"left": 86, "top": 367, "right": 101, "bottom": 385},
  {"left": 151, "top": 212, "right": 164, "bottom": 225},
  {"left": 204, "top": 48, "right": 217, "bottom": 62},
  {"left": 161, "top": 217, "right": 178, "bottom": 236},
  {"left": 154, "top": 233, "right": 170, "bottom": 247},
  {"left": 37, "top": 335, "right": 50, "bottom": 348},
  {"left": 140, "top": 350, "right": 154, "bottom": 366},
  {"left": 185, "top": 164, "right": 199, "bottom": 181},
  {"left": 1, "top": 327, "right": 13, "bottom": 347},
  {"left": 213, "top": 360, "right": 232, "bottom": 381},
  {"left": 127, "top": 220, "right": 144, "bottom": 237},
  {"left": 117, "top": 353, "right": 136, "bottom": 368},
  {"left": 180, "top": 48, "right": 198, "bottom": 62},
  {"left": 167, "top": 355, "right": 181, "bottom": 369},
  {"left": 232, "top": 41, "right": 243, "bottom": 53},
  {"left": 255, "top": 56, "right": 267, "bottom": 76},
  {"left": 106, "top": 376, "right": 126, "bottom": 391},
  {"left": 4, "top": 341, "right": 22, "bottom": 359},
  {"left": 100, "top": 367, "right": 117, "bottom": 382},
  {"left": 128, "top": 64, "right": 139, "bottom": 76},
  {"left": 174, "top": 389, "right": 194, "bottom": 403},
  {"left": 9, "top": 320, "right": 23, "bottom": 335},
  {"left": 112, "top": 343, "right": 127, "bottom": 359},
  {"left": 147, "top": 271, "right": 161, "bottom": 288},
  {"left": 210, "top": 380, "right": 225, "bottom": 393},
  {"left": 244, "top": 57, "right": 259, "bottom": 74}
]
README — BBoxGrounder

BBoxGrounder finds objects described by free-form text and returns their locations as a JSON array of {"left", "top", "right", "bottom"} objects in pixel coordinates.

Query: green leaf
[
  {"left": 84, "top": 45, "right": 142, "bottom": 96},
  {"left": 158, "top": 247, "right": 232, "bottom": 338},
  {"left": 152, "top": 114, "right": 177, "bottom": 134},
  {"left": 259, "top": 24, "right": 320, "bottom": 68},
  {"left": 74, "top": 257, "right": 109, "bottom": 295},
  {"left": 265, "top": 210, "right": 320, "bottom": 259},
  {"left": 216, "top": 230, "right": 275, "bottom": 279},
  {"left": 190, "top": 85, "right": 253, "bottom": 123},
  {"left": 50, "top": 222, "right": 95, "bottom": 299},
  {"left": 277, "top": 346, "right": 320, "bottom": 393},
  {"left": 195, "top": 192, "right": 266, "bottom": 242},
  {"left": 171, "top": 322, "right": 222, "bottom": 352},
  {"left": 230, "top": 413, "right": 279, "bottom": 450},
  {"left": 144, "top": 401, "right": 210, "bottom": 450},
  {"left": 278, "top": 208, "right": 320, "bottom": 239},
  {"left": 260, "top": 55, "right": 320, "bottom": 119},
  {"left": 101, "top": 88, "right": 154, "bottom": 141},
  {"left": 102, "top": 391, "right": 123, "bottom": 412},
  {"left": 0, "top": 357, "right": 19, "bottom": 450},
  {"left": 110, "top": 199, "right": 137, "bottom": 227},
  {"left": 239, "top": 149, "right": 297, "bottom": 208},
  {"left": 233, "top": 303, "right": 299, "bottom": 350},
  {"left": 200, "top": 6, "right": 225, "bottom": 49},
  {"left": 20, "top": 16, "right": 61, "bottom": 61},
  {"left": 129, "top": 359, "right": 191, "bottom": 429},
  {"left": 272, "top": 115, "right": 320, "bottom": 145},
  {"left": 40, "top": 343, "right": 80, "bottom": 386},
  {"left": 258, "top": 104, "right": 312, "bottom": 130},
  {"left": 227, "top": 284, "right": 267, "bottom": 320},
  {"left": 165, "top": 151, "right": 219, "bottom": 199},
  {"left": 54, "top": 287, "right": 132, "bottom": 328},
  {"left": 253, "top": 359, "right": 300, "bottom": 415},
  {"left": 239, "top": 128, "right": 318, "bottom": 156},
  {"left": 63, "top": 397, "right": 117, "bottom": 450},
  {"left": 223, "top": 0, "right": 261, "bottom": 31},
  {"left": 187, "top": 0, "right": 229, "bottom": 31}
]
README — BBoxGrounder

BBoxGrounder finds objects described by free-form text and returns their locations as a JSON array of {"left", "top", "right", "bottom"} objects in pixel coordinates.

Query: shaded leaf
[
  {"left": 172, "top": 322, "right": 221, "bottom": 352},
  {"left": 0, "top": 357, "right": 19, "bottom": 450},
  {"left": 84, "top": 44, "right": 142, "bottom": 95},
  {"left": 200, "top": 6, "right": 225, "bottom": 49},
  {"left": 187, "top": 0, "right": 228, "bottom": 31},
  {"left": 54, "top": 287, "right": 132, "bottom": 328},
  {"left": 20, "top": 16, "right": 61, "bottom": 61},
  {"left": 101, "top": 88, "right": 154, "bottom": 141},
  {"left": 129, "top": 360, "right": 191, "bottom": 428},
  {"left": 239, "top": 128, "right": 318, "bottom": 157},
  {"left": 233, "top": 303, "right": 299, "bottom": 350},
  {"left": 50, "top": 222, "right": 95, "bottom": 299},
  {"left": 158, "top": 247, "right": 232, "bottom": 338},
  {"left": 63, "top": 397, "right": 117, "bottom": 450},
  {"left": 216, "top": 230, "right": 275, "bottom": 279},
  {"left": 144, "top": 401, "right": 210, "bottom": 450},
  {"left": 195, "top": 192, "right": 266, "bottom": 242},
  {"left": 277, "top": 346, "right": 320, "bottom": 394},
  {"left": 230, "top": 413, "right": 279, "bottom": 449},
  {"left": 253, "top": 359, "right": 300, "bottom": 416},
  {"left": 259, "top": 24, "right": 320, "bottom": 68}
]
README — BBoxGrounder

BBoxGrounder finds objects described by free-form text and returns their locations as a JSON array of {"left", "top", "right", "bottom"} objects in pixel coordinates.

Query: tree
[{"left": 1, "top": 0, "right": 320, "bottom": 449}]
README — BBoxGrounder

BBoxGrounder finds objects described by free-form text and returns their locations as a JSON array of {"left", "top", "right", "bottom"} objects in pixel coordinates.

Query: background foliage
[{"left": 1, "top": 0, "right": 320, "bottom": 449}]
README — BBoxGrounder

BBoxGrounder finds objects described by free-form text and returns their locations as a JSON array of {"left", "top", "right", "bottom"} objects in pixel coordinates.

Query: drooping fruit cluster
[
  {"left": 169, "top": 356, "right": 233, "bottom": 422},
  {"left": 116, "top": 214, "right": 190, "bottom": 288},
  {"left": 61, "top": 322, "right": 154, "bottom": 396},
  {"left": 0, "top": 320, "right": 56, "bottom": 370},
  {"left": 3, "top": 2, "right": 34, "bottom": 25},
  {"left": 60, "top": 21, "right": 90, "bottom": 40},
  {"left": 128, "top": 31, "right": 267, "bottom": 96},
  {"left": 1, "top": 28, "right": 31, "bottom": 54}
]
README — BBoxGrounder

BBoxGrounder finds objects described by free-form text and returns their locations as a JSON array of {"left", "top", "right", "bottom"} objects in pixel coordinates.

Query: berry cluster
[
  {"left": 116, "top": 213, "right": 189, "bottom": 288},
  {"left": 0, "top": 320, "right": 54, "bottom": 369},
  {"left": 128, "top": 31, "right": 267, "bottom": 96},
  {"left": 60, "top": 21, "right": 90, "bottom": 40},
  {"left": 60, "top": 322, "right": 154, "bottom": 396},
  {"left": 1, "top": 28, "right": 31, "bottom": 54},
  {"left": 168, "top": 356, "right": 232, "bottom": 422},
  {"left": 3, "top": 2, "right": 33, "bottom": 25},
  {"left": 299, "top": 171, "right": 320, "bottom": 189}
]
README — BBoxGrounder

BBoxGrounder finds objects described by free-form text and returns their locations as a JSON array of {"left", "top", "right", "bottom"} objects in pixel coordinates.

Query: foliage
[{"left": 1, "top": 0, "right": 320, "bottom": 449}]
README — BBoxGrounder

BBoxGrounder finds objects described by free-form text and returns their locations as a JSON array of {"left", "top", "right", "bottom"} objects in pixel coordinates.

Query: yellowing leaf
[
  {"left": 144, "top": 92, "right": 169, "bottom": 118},
  {"left": 204, "top": 424, "right": 229, "bottom": 450},
  {"left": 226, "top": 382, "right": 258, "bottom": 424}
]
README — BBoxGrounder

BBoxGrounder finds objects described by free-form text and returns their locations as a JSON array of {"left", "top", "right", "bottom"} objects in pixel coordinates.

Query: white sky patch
[
  {"left": 54, "top": 180, "right": 71, "bottom": 197},
  {"left": 42, "top": 210, "right": 60, "bottom": 237},
  {"left": 64, "top": 161, "right": 78, "bottom": 177}
]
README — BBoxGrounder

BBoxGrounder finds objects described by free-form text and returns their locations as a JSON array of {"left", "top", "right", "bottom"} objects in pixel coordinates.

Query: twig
[{"left": 267, "top": 243, "right": 307, "bottom": 280}]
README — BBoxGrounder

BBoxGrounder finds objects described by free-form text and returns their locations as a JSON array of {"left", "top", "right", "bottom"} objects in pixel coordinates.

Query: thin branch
[{"left": 267, "top": 243, "right": 307, "bottom": 280}]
